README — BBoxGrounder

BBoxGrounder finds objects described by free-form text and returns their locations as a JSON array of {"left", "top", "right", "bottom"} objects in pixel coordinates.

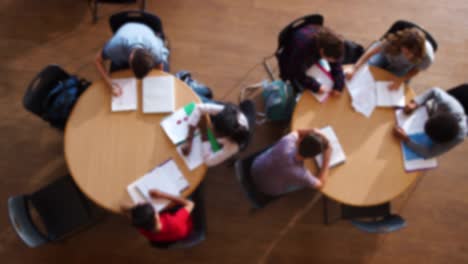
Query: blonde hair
[{"left": 384, "top": 28, "right": 426, "bottom": 63}]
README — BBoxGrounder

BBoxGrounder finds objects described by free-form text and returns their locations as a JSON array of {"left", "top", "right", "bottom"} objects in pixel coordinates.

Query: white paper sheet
[
  {"left": 161, "top": 107, "right": 192, "bottom": 145},
  {"left": 376, "top": 81, "right": 405, "bottom": 107},
  {"left": 315, "top": 126, "right": 346, "bottom": 168},
  {"left": 143, "top": 76, "right": 175, "bottom": 113},
  {"left": 111, "top": 78, "right": 137, "bottom": 112},
  {"left": 346, "top": 65, "right": 377, "bottom": 118},
  {"left": 177, "top": 134, "right": 204, "bottom": 170},
  {"left": 306, "top": 63, "right": 334, "bottom": 103},
  {"left": 395, "top": 107, "right": 429, "bottom": 134}
]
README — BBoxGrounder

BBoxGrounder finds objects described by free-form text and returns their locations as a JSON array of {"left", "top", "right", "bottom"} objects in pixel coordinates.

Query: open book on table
[
  {"left": 315, "top": 126, "right": 346, "bottom": 168},
  {"left": 395, "top": 108, "right": 438, "bottom": 171},
  {"left": 111, "top": 78, "right": 138, "bottom": 112},
  {"left": 142, "top": 75, "right": 175, "bottom": 113},
  {"left": 306, "top": 60, "right": 334, "bottom": 103}
]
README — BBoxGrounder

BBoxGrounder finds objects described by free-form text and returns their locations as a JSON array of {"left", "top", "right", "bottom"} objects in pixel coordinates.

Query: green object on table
[
  {"left": 206, "top": 128, "right": 221, "bottom": 152},
  {"left": 184, "top": 102, "right": 196, "bottom": 115}
]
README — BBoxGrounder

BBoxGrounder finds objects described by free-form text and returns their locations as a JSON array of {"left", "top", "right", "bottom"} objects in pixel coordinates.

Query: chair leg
[
  {"left": 263, "top": 55, "right": 276, "bottom": 81},
  {"left": 323, "top": 196, "right": 329, "bottom": 225},
  {"left": 140, "top": 0, "right": 146, "bottom": 10},
  {"left": 89, "top": 0, "right": 98, "bottom": 24}
]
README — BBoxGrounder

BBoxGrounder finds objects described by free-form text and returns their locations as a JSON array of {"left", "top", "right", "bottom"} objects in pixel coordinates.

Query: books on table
[
  {"left": 375, "top": 81, "right": 405, "bottom": 107},
  {"left": 161, "top": 102, "right": 196, "bottom": 145},
  {"left": 143, "top": 75, "right": 175, "bottom": 113},
  {"left": 395, "top": 108, "right": 438, "bottom": 171},
  {"left": 111, "top": 78, "right": 137, "bottom": 112},
  {"left": 126, "top": 159, "right": 189, "bottom": 212},
  {"left": 306, "top": 61, "right": 334, "bottom": 103},
  {"left": 315, "top": 126, "right": 346, "bottom": 168}
]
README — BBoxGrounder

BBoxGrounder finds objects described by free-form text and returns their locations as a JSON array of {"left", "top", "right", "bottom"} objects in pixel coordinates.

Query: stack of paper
[
  {"left": 127, "top": 160, "right": 189, "bottom": 212},
  {"left": 395, "top": 108, "right": 438, "bottom": 171},
  {"left": 111, "top": 78, "right": 137, "bottom": 112},
  {"left": 161, "top": 102, "right": 196, "bottom": 145},
  {"left": 143, "top": 76, "right": 175, "bottom": 113},
  {"left": 376, "top": 81, "right": 405, "bottom": 107},
  {"left": 315, "top": 126, "right": 346, "bottom": 168},
  {"left": 346, "top": 65, "right": 377, "bottom": 118},
  {"left": 306, "top": 63, "right": 334, "bottom": 103}
]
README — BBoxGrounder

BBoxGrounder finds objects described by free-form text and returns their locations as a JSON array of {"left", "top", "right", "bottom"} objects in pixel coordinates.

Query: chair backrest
[
  {"left": 8, "top": 196, "right": 49, "bottom": 248},
  {"left": 29, "top": 175, "right": 93, "bottom": 241},
  {"left": 447, "top": 83, "right": 468, "bottom": 114},
  {"left": 381, "top": 20, "right": 438, "bottom": 52},
  {"left": 109, "top": 10, "right": 165, "bottom": 40},
  {"left": 23, "top": 65, "right": 70, "bottom": 116},
  {"left": 239, "top": 100, "right": 256, "bottom": 151},
  {"left": 234, "top": 147, "right": 276, "bottom": 209}
]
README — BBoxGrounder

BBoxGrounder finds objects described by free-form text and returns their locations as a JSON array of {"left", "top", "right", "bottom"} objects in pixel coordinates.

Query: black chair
[
  {"left": 89, "top": 0, "right": 146, "bottom": 24},
  {"left": 381, "top": 20, "right": 438, "bottom": 52},
  {"left": 151, "top": 183, "right": 207, "bottom": 249},
  {"left": 323, "top": 198, "right": 406, "bottom": 233},
  {"left": 447, "top": 84, "right": 468, "bottom": 114},
  {"left": 8, "top": 175, "right": 102, "bottom": 247},
  {"left": 108, "top": 10, "right": 167, "bottom": 73},
  {"left": 234, "top": 147, "right": 277, "bottom": 209},
  {"left": 239, "top": 100, "right": 256, "bottom": 151},
  {"left": 23, "top": 65, "right": 70, "bottom": 118}
]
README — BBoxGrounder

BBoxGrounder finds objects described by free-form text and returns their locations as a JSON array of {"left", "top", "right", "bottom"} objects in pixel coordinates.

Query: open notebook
[
  {"left": 111, "top": 78, "right": 137, "bottom": 112},
  {"left": 161, "top": 102, "right": 196, "bottom": 145},
  {"left": 375, "top": 81, "right": 405, "bottom": 107},
  {"left": 143, "top": 75, "right": 175, "bottom": 113},
  {"left": 126, "top": 159, "right": 189, "bottom": 212},
  {"left": 315, "top": 126, "right": 346, "bottom": 168},
  {"left": 395, "top": 108, "right": 438, "bottom": 171},
  {"left": 306, "top": 61, "right": 334, "bottom": 103}
]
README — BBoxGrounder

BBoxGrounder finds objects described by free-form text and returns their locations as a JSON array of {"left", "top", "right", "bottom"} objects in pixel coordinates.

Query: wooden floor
[{"left": 1, "top": 0, "right": 468, "bottom": 263}]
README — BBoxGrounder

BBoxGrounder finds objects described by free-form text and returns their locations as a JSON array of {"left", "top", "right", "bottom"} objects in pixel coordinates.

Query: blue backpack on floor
[
  {"left": 261, "top": 80, "right": 295, "bottom": 122},
  {"left": 42, "top": 76, "right": 90, "bottom": 129}
]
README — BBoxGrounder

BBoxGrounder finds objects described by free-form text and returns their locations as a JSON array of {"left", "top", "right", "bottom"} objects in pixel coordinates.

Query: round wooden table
[
  {"left": 291, "top": 66, "right": 421, "bottom": 206},
  {"left": 65, "top": 70, "right": 206, "bottom": 213}
]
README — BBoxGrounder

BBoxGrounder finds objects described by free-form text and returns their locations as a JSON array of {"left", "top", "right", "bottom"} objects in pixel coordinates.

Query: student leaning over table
[
  {"left": 347, "top": 27, "right": 434, "bottom": 90},
  {"left": 279, "top": 25, "right": 345, "bottom": 96},
  {"left": 393, "top": 87, "right": 467, "bottom": 159},
  {"left": 251, "top": 129, "right": 332, "bottom": 196},
  {"left": 95, "top": 22, "right": 169, "bottom": 97},
  {"left": 182, "top": 102, "right": 250, "bottom": 166},
  {"left": 121, "top": 189, "right": 194, "bottom": 244}
]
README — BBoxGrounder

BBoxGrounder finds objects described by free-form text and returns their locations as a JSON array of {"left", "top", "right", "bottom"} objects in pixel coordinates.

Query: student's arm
[
  {"left": 389, "top": 68, "right": 419, "bottom": 90},
  {"left": 329, "top": 62, "right": 345, "bottom": 94},
  {"left": 95, "top": 50, "right": 122, "bottom": 96},
  {"left": 315, "top": 143, "right": 332, "bottom": 187},
  {"left": 405, "top": 137, "right": 461, "bottom": 159},
  {"left": 203, "top": 138, "right": 239, "bottom": 167},
  {"left": 346, "top": 42, "right": 383, "bottom": 80},
  {"left": 149, "top": 190, "right": 195, "bottom": 213},
  {"left": 181, "top": 125, "right": 197, "bottom": 156}
]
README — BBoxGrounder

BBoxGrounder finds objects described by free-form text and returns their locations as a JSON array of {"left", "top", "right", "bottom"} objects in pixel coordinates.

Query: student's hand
[
  {"left": 316, "top": 86, "right": 327, "bottom": 94},
  {"left": 181, "top": 142, "right": 192, "bottom": 156},
  {"left": 330, "top": 90, "right": 341, "bottom": 97},
  {"left": 389, "top": 81, "right": 402, "bottom": 91},
  {"left": 393, "top": 126, "right": 409, "bottom": 142},
  {"left": 112, "top": 83, "right": 123, "bottom": 97},
  {"left": 403, "top": 101, "right": 418, "bottom": 114},
  {"left": 149, "top": 189, "right": 163, "bottom": 198},
  {"left": 345, "top": 66, "right": 356, "bottom": 80}
]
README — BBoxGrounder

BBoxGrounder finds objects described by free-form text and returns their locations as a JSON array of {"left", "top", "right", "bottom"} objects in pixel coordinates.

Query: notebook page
[
  {"left": 346, "top": 65, "right": 377, "bottom": 117},
  {"left": 376, "top": 81, "right": 405, "bottom": 107},
  {"left": 315, "top": 126, "right": 346, "bottom": 168},
  {"left": 306, "top": 63, "right": 334, "bottom": 103},
  {"left": 177, "top": 134, "right": 204, "bottom": 170},
  {"left": 143, "top": 76, "right": 175, "bottom": 113},
  {"left": 111, "top": 78, "right": 137, "bottom": 112}
]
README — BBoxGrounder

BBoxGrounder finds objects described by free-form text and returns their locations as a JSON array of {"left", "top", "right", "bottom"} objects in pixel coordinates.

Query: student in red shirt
[{"left": 121, "top": 189, "right": 194, "bottom": 244}]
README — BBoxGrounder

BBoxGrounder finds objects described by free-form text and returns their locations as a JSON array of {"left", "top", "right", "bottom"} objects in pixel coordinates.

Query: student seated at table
[
  {"left": 182, "top": 102, "right": 250, "bottom": 167},
  {"left": 95, "top": 22, "right": 169, "bottom": 97},
  {"left": 394, "top": 87, "right": 467, "bottom": 158},
  {"left": 121, "top": 189, "right": 194, "bottom": 244},
  {"left": 280, "top": 25, "right": 345, "bottom": 96},
  {"left": 347, "top": 27, "right": 434, "bottom": 90},
  {"left": 251, "top": 129, "right": 332, "bottom": 196}
]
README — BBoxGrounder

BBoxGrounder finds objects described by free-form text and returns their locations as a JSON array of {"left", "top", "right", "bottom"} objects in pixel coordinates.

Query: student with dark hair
[
  {"left": 251, "top": 129, "right": 332, "bottom": 196},
  {"left": 182, "top": 102, "right": 250, "bottom": 166},
  {"left": 347, "top": 27, "right": 434, "bottom": 90},
  {"left": 280, "top": 25, "right": 345, "bottom": 96},
  {"left": 394, "top": 87, "right": 467, "bottom": 158},
  {"left": 95, "top": 22, "right": 169, "bottom": 97},
  {"left": 121, "top": 189, "right": 194, "bottom": 244}
]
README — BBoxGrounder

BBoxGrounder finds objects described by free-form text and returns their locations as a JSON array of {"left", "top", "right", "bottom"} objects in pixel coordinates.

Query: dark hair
[
  {"left": 298, "top": 134, "right": 324, "bottom": 158},
  {"left": 211, "top": 103, "right": 250, "bottom": 146},
  {"left": 317, "top": 27, "right": 344, "bottom": 60},
  {"left": 425, "top": 113, "right": 460, "bottom": 143},
  {"left": 130, "top": 48, "right": 154, "bottom": 79},
  {"left": 130, "top": 203, "right": 156, "bottom": 231}
]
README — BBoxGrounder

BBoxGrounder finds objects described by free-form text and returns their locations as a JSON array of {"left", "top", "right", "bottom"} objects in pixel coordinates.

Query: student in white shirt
[{"left": 182, "top": 102, "right": 250, "bottom": 166}]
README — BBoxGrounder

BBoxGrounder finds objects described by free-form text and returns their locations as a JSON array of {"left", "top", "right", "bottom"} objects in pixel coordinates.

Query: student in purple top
[
  {"left": 280, "top": 25, "right": 345, "bottom": 96},
  {"left": 251, "top": 129, "right": 332, "bottom": 196}
]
